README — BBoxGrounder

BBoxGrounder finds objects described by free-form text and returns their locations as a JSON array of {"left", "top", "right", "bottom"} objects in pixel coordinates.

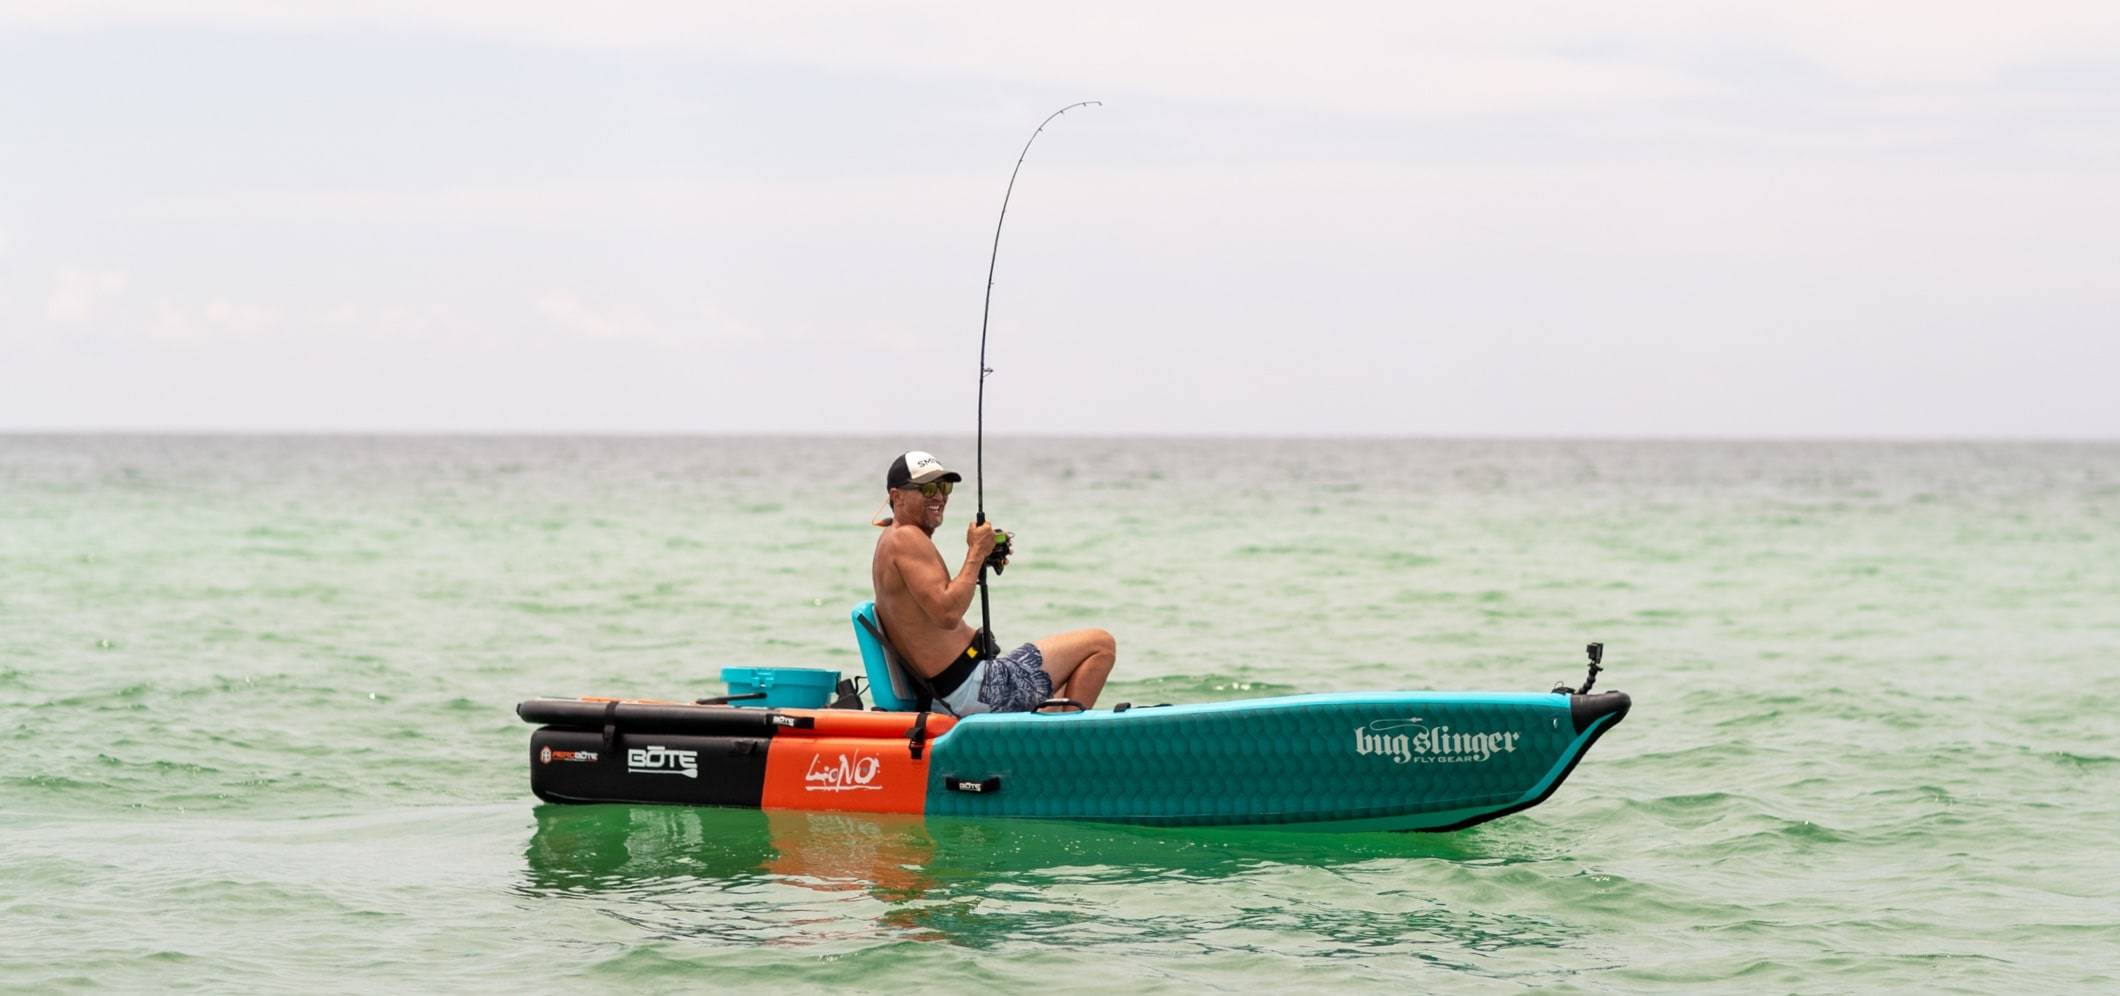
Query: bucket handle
[{"left": 694, "top": 692, "right": 769, "bottom": 706}]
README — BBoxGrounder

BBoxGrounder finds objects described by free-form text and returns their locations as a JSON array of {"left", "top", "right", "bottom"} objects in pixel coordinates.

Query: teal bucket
[{"left": 719, "top": 667, "right": 840, "bottom": 709}]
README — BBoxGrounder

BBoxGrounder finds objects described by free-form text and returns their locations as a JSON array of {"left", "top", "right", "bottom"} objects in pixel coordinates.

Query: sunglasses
[{"left": 897, "top": 481, "right": 954, "bottom": 498}]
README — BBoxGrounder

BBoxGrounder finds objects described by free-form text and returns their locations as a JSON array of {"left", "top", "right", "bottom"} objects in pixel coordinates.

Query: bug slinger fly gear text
[{"left": 1353, "top": 719, "right": 1524, "bottom": 764}]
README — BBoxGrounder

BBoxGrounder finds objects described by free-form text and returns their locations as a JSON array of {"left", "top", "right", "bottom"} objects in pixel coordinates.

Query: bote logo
[{"left": 627, "top": 745, "right": 699, "bottom": 779}]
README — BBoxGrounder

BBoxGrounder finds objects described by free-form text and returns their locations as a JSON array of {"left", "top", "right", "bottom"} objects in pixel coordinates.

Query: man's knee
[{"left": 1037, "top": 629, "right": 1116, "bottom": 671}]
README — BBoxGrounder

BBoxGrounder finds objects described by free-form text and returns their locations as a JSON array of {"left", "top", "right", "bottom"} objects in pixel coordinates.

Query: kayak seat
[{"left": 851, "top": 601, "right": 920, "bottom": 712}]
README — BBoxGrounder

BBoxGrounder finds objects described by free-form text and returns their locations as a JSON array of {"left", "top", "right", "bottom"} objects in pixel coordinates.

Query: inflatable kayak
[
  {"left": 519, "top": 688, "right": 1628, "bottom": 831},
  {"left": 519, "top": 605, "right": 1629, "bottom": 831}
]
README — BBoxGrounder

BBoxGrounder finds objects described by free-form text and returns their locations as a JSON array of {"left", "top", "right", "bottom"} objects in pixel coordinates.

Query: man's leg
[{"left": 1031, "top": 628, "right": 1117, "bottom": 707}]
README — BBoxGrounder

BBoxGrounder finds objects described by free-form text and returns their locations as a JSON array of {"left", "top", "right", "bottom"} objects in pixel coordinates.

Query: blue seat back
[{"left": 850, "top": 601, "right": 916, "bottom": 711}]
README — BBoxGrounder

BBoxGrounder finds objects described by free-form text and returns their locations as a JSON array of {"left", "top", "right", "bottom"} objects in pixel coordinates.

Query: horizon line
[{"left": 4, "top": 428, "right": 2116, "bottom": 445}]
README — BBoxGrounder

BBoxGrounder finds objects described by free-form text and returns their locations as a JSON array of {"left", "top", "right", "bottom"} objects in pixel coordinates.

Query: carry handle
[{"left": 694, "top": 692, "right": 769, "bottom": 706}]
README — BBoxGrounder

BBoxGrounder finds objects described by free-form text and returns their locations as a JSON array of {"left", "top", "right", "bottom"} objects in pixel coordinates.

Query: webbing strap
[
  {"left": 906, "top": 711, "right": 930, "bottom": 760},
  {"left": 600, "top": 700, "right": 620, "bottom": 754}
]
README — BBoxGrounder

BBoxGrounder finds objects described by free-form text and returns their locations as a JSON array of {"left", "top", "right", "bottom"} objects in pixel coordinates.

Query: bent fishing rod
[{"left": 973, "top": 99, "right": 1100, "bottom": 644}]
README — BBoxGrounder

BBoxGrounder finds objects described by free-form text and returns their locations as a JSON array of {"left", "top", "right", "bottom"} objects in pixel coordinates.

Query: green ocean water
[{"left": 3, "top": 434, "right": 2116, "bottom": 992}]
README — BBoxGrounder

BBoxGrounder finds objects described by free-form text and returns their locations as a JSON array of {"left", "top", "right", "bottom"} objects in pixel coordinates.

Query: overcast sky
[{"left": 4, "top": 3, "right": 2115, "bottom": 437}]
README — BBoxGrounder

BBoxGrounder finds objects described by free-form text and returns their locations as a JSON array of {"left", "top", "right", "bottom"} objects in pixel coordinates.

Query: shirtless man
[{"left": 870, "top": 450, "right": 1116, "bottom": 714}]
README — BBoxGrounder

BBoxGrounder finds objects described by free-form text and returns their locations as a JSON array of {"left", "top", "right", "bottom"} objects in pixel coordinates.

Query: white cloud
[
  {"left": 44, "top": 269, "right": 127, "bottom": 324},
  {"left": 533, "top": 292, "right": 651, "bottom": 341},
  {"left": 319, "top": 305, "right": 456, "bottom": 340},
  {"left": 699, "top": 306, "right": 766, "bottom": 345},
  {"left": 146, "top": 299, "right": 193, "bottom": 340},
  {"left": 530, "top": 294, "right": 619, "bottom": 341},
  {"left": 532, "top": 292, "right": 785, "bottom": 348},
  {"left": 7, "top": 2, "right": 2115, "bottom": 436},
  {"left": 141, "top": 176, "right": 974, "bottom": 231},
  {"left": 13, "top": 2, "right": 2117, "bottom": 112},
  {"left": 202, "top": 299, "right": 273, "bottom": 335},
  {"left": 137, "top": 298, "right": 275, "bottom": 338}
]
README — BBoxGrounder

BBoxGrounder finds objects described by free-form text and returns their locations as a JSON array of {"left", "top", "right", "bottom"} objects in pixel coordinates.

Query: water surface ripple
[{"left": 3, "top": 436, "right": 2116, "bottom": 991}]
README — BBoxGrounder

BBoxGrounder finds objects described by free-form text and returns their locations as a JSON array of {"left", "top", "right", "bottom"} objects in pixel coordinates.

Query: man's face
[{"left": 892, "top": 482, "right": 950, "bottom": 531}]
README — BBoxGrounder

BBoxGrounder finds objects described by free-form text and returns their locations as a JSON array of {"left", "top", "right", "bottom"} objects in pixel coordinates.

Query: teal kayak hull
[{"left": 923, "top": 690, "right": 1630, "bottom": 831}]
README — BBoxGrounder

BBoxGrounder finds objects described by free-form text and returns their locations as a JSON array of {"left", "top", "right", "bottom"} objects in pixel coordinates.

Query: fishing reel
[{"left": 985, "top": 529, "right": 1013, "bottom": 575}]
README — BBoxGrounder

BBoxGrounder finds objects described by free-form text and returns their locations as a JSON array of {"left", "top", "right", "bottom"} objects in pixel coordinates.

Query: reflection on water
[
  {"left": 522, "top": 805, "right": 779, "bottom": 892},
  {"left": 519, "top": 804, "right": 1583, "bottom": 967},
  {"left": 522, "top": 803, "right": 1515, "bottom": 892}
]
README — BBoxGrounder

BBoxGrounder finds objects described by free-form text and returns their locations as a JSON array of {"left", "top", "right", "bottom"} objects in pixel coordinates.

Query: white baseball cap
[{"left": 886, "top": 450, "right": 963, "bottom": 489}]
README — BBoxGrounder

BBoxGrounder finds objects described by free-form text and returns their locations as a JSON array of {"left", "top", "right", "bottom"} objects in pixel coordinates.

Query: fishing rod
[{"left": 973, "top": 99, "right": 1100, "bottom": 645}]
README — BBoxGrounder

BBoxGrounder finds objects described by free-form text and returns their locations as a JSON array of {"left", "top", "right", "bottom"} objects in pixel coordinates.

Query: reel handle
[{"left": 985, "top": 529, "right": 1013, "bottom": 575}]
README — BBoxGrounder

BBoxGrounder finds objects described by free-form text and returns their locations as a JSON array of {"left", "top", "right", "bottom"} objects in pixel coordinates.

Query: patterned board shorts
[{"left": 975, "top": 642, "right": 1053, "bottom": 713}]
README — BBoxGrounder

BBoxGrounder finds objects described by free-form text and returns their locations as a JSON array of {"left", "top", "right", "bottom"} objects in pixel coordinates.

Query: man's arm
[{"left": 887, "top": 530, "right": 987, "bottom": 629}]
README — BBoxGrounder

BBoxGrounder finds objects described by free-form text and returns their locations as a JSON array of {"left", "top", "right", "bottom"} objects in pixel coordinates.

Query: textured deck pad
[{"left": 923, "top": 692, "right": 1611, "bottom": 831}]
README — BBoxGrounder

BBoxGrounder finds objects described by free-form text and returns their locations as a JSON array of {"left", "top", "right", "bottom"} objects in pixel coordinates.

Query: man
[{"left": 870, "top": 450, "right": 1116, "bottom": 714}]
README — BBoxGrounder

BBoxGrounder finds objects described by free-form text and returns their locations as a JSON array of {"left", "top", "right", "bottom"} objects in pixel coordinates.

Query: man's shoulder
[
  {"left": 874, "top": 525, "right": 915, "bottom": 564},
  {"left": 876, "top": 524, "right": 927, "bottom": 552}
]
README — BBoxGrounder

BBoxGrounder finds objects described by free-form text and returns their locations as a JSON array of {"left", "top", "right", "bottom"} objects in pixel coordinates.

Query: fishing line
[
  {"left": 976, "top": 100, "right": 1100, "bottom": 523},
  {"left": 973, "top": 99, "right": 1100, "bottom": 643}
]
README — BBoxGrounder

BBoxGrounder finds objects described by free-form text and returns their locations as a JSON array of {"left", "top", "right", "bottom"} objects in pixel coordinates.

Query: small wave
[
  {"left": 1372, "top": 551, "right": 1438, "bottom": 568},
  {"left": 1233, "top": 542, "right": 1337, "bottom": 558},
  {"left": 7, "top": 774, "right": 106, "bottom": 793},
  {"left": 511, "top": 600, "right": 601, "bottom": 616},
  {"left": 1119, "top": 674, "right": 1301, "bottom": 699},
  {"left": 583, "top": 945, "right": 753, "bottom": 981},
  {"left": 1645, "top": 791, "right": 1745, "bottom": 810},
  {"left": 1625, "top": 743, "right": 1758, "bottom": 765},
  {"left": 1710, "top": 708, "right": 1779, "bottom": 728},
  {"left": 1769, "top": 819, "right": 1851, "bottom": 845},
  {"left": 2046, "top": 750, "right": 2120, "bottom": 769}
]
